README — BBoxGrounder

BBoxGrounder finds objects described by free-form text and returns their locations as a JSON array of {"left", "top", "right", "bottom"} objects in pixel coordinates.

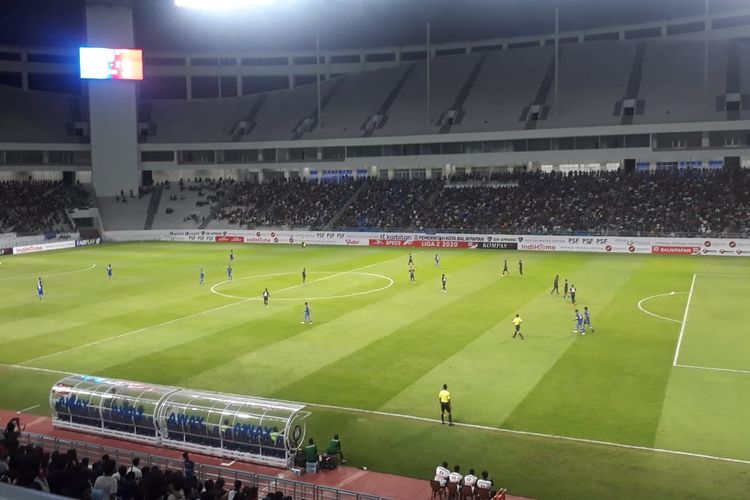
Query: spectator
[
  {"left": 127, "top": 457, "right": 142, "bottom": 480},
  {"left": 119, "top": 471, "right": 139, "bottom": 500},
  {"left": 182, "top": 452, "right": 195, "bottom": 481},
  {"left": 225, "top": 480, "right": 242, "bottom": 500},
  {"left": 93, "top": 459, "right": 118, "bottom": 500},
  {"left": 167, "top": 474, "right": 186, "bottom": 500}
]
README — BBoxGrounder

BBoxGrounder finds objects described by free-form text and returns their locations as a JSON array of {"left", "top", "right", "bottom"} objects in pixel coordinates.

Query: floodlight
[{"left": 174, "top": 0, "right": 276, "bottom": 9}]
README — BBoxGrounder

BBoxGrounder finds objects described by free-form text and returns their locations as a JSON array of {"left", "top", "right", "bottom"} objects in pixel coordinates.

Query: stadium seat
[{"left": 430, "top": 479, "right": 446, "bottom": 498}]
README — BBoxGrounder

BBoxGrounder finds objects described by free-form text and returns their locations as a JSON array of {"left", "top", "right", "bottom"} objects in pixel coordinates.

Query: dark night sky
[{"left": 0, "top": 0, "right": 748, "bottom": 51}]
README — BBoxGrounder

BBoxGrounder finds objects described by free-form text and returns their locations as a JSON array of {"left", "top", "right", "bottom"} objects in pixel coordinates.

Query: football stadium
[{"left": 1, "top": 1, "right": 750, "bottom": 499}]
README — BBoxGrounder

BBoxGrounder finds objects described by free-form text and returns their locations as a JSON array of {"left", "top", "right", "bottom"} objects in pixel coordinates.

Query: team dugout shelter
[{"left": 51, "top": 375, "right": 310, "bottom": 468}]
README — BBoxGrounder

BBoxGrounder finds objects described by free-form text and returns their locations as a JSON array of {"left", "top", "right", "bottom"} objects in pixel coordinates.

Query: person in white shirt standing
[
  {"left": 127, "top": 457, "right": 142, "bottom": 480},
  {"left": 93, "top": 460, "right": 118, "bottom": 500},
  {"left": 433, "top": 462, "right": 450, "bottom": 487}
]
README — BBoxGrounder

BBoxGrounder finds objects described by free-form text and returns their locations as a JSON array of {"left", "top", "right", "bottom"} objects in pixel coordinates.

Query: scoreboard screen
[{"left": 79, "top": 47, "right": 144, "bottom": 80}]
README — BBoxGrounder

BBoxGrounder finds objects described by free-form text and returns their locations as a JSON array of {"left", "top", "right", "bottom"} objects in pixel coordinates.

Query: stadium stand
[
  {"left": 96, "top": 193, "right": 151, "bottom": 231},
  {"left": 0, "top": 87, "right": 84, "bottom": 144},
  {"left": 144, "top": 98, "right": 253, "bottom": 143},
  {"left": 201, "top": 169, "right": 750, "bottom": 237},
  {"left": 0, "top": 181, "right": 90, "bottom": 234},
  {"left": 150, "top": 178, "right": 230, "bottom": 230}
]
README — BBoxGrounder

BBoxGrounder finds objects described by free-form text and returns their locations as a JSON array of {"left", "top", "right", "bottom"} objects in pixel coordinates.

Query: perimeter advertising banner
[{"left": 100, "top": 230, "right": 750, "bottom": 257}]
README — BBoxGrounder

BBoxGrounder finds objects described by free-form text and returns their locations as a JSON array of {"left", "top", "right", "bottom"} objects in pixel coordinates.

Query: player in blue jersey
[
  {"left": 583, "top": 306, "right": 594, "bottom": 333},
  {"left": 434, "top": 254, "right": 440, "bottom": 268},
  {"left": 199, "top": 268, "right": 205, "bottom": 285},
  {"left": 263, "top": 288, "right": 270, "bottom": 307},
  {"left": 226, "top": 264, "right": 233, "bottom": 280},
  {"left": 302, "top": 302, "right": 312, "bottom": 324},
  {"left": 37, "top": 277, "right": 44, "bottom": 300},
  {"left": 106, "top": 264, "right": 112, "bottom": 280},
  {"left": 574, "top": 309, "right": 585, "bottom": 334}
]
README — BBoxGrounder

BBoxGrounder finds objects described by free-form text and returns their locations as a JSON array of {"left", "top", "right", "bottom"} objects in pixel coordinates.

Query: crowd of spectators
[
  {"left": 212, "top": 169, "right": 750, "bottom": 237},
  {"left": 216, "top": 179, "right": 361, "bottom": 229},
  {"left": 0, "top": 180, "right": 90, "bottom": 234}
]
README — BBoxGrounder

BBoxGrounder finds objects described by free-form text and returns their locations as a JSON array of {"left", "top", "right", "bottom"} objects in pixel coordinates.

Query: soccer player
[
  {"left": 434, "top": 254, "right": 440, "bottom": 268},
  {"left": 448, "top": 465, "right": 462, "bottom": 485},
  {"left": 502, "top": 259, "right": 509, "bottom": 276},
  {"left": 476, "top": 471, "right": 493, "bottom": 493},
  {"left": 434, "top": 462, "right": 450, "bottom": 487},
  {"left": 226, "top": 264, "right": 233, "bottom": 280},
  {"left": 441, "top": 273, "right": 447, "bottom": 293},
  {"left": 512, "top": 314, "right": 524, "bottom": 339},
  {"left": 563, "top": 278, "right": 569, "bottom": 299},
  {"left": 518, "top": 259, "right": 523, "bottom": 276},
  {"left": 463, "top": 469, "right": 478, "bottom": 491},
  {"left": 584, "top": 306, "right": 594, "bottom": 333},
  {"left": 438, "top": 384, "right": 452, "bottom": 425},
  {"left": 229, "top": 249, "right": 234, "bottom": 263},
  {"left": 302, "top": 302, "right": 312, "bottom": 324},
  {"left": 570, "top": 284, "right": 577, "bottom": 305},
  {"left": 409, "top": 267, "right": 416, "bottom": 285},
  {"left": 302, "top": 267, "right": 307, "bottom": 284},
  {"left": 37, "top": 277, "right": 44, "bottom": 300},
  {"left": 575, "top": 309, "right": 585, "bottom": 334},
  {"left": 551, "top": 274, "right": 559, "bottom": 294},
  {"left": 199, "top": 268, "right": 204, "bottom": 285},
  {"left": 262, "top": 288, "right": 270, "bottom": 307},
  {"left": 106, "top": 264, "right": 112, "bottom": 280},
  {"left": 408, "top": 253, "right": 414, "bottom": 266}
]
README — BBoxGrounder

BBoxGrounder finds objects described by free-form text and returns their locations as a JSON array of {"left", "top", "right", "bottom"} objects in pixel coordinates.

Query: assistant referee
[
  {"left": 512, "top": 314, "right": 524, "bottom": 340},
  {"left": 438, "top": 384, "right": 453, "bottom": 426}
]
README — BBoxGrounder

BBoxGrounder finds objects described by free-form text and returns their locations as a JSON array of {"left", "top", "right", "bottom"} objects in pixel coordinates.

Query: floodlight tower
[{"left": 84, "top": 0, "right": 139, "bottom": 197}]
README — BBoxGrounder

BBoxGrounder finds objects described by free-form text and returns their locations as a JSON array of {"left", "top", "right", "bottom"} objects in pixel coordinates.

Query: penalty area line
[
  {"left": 673, "top": 273, "right": 697, "bottom": 367},
  {"left": 4, "top": 362, "right": 750, "bottom": 467}
]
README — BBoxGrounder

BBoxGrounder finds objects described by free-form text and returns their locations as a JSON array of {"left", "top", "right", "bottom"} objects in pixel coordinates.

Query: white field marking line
[
  {"left": 0, "top": 264, "right": 96, "bottom": 282},
  {"left": 673, "top": 273, "right": 697, "bottom": 366},
  {"left": 21, "top": 253, "right": 413, "bottom": 365},
  {"left": 4, "top": 362, "right": 750, "bottom": 467},
  {"left": 636, "top": 291, "right": 687, "bottom": 323},
  {"left": 210, "top": 271, "right": 394, "bottom": 301},
  {"left": 17, "top": 404, "right": 40, "bottom": 413},
  {"left": 675, "top": 364, "right": 750, "bottom": 375}
]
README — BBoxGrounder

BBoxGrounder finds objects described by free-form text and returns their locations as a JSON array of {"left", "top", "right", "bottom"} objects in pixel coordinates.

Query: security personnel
[{"left": 438, "top": 384, "right": 453, "bottom": 426}]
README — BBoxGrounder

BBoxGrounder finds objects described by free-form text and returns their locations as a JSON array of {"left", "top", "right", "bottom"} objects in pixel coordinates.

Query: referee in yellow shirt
[
  {"left": 512, "top": 314, "right": 524, "bottom": 339},
  {"left": 438, "top": 384, "right": 453, "bottom": 426}
]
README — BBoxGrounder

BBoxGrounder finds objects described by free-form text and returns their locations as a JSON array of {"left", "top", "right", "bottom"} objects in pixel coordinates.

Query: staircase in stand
[{"left": 143, "top": 185, "right": 164, "bottom": 230}]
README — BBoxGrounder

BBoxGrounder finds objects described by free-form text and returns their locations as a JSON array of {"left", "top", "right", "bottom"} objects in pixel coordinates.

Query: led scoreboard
[{"left": 79, "top": 47, "right": 144, "bottom": 80}]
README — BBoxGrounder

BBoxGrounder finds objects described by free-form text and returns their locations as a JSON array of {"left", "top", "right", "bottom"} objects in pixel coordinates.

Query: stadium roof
[{"left": 1, "top": 0, "right": 748, "bottom": 51}]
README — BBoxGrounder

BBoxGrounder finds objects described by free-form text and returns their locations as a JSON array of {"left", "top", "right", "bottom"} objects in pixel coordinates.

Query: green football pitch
[{"left": 2, "top": 242, "right": 750, "bottom": 499}]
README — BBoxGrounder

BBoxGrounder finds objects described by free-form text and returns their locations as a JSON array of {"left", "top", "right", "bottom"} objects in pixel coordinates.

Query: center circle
[{"left": 210, "top": 271, "right": 394, "bottom": 301}]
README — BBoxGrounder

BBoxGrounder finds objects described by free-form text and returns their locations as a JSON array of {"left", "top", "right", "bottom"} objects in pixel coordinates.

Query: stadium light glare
[{"left": 174, "top": 0, "right": 277, "bottom": 10}]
